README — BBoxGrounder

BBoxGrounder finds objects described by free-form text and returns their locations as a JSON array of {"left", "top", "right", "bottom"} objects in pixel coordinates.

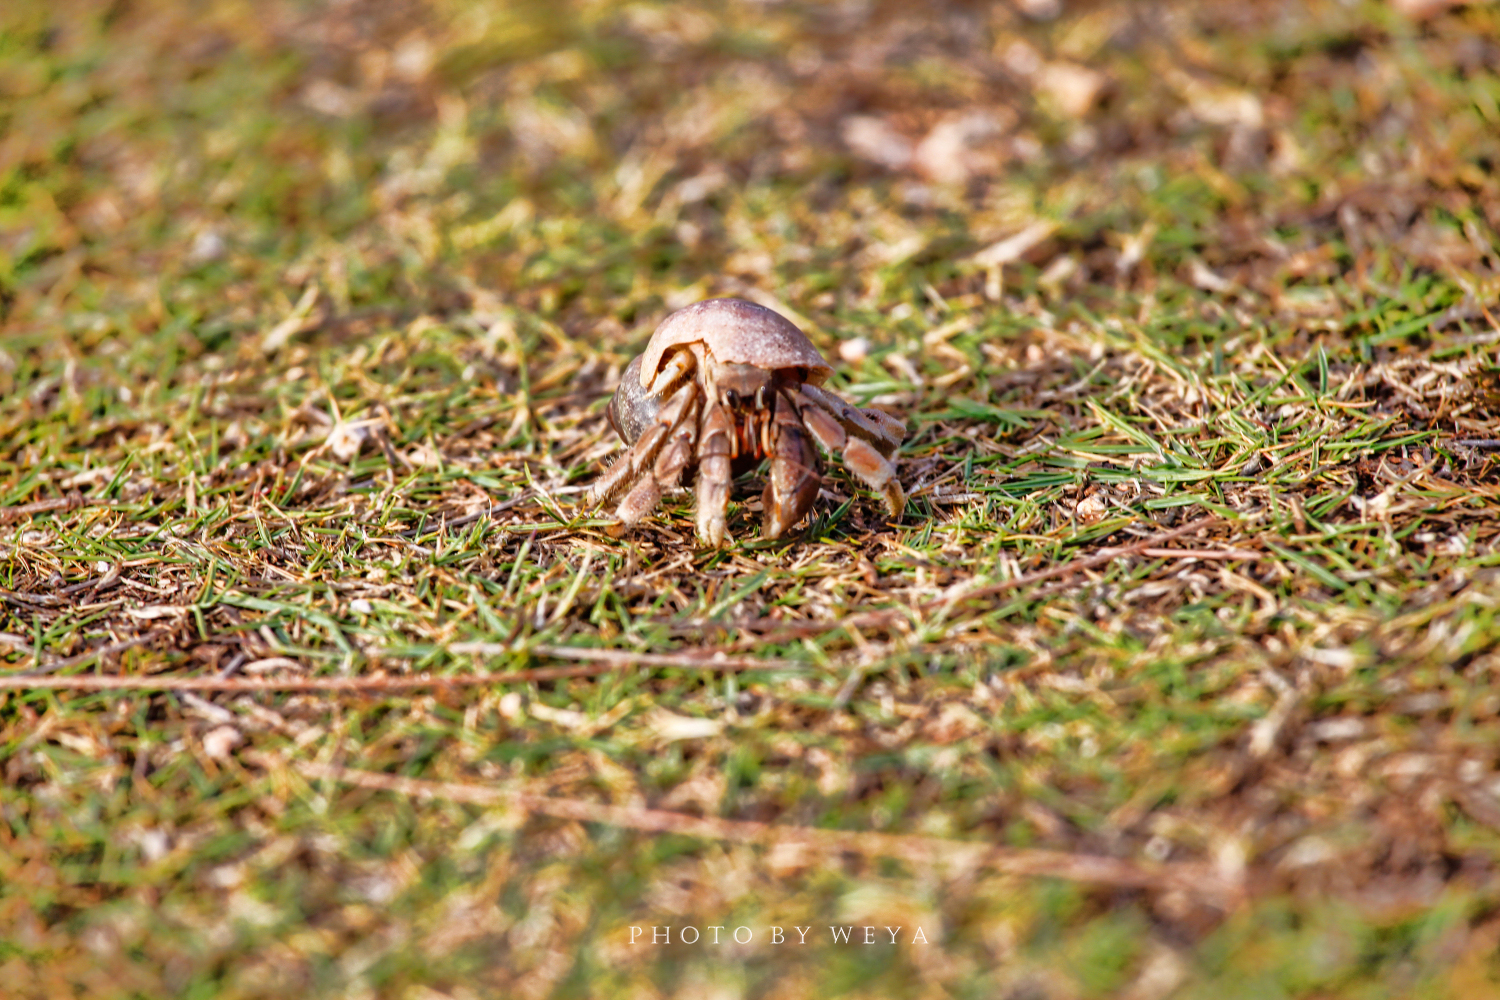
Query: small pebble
[
  {"left": 839, "top": 337, "right": 871, "bottom": 365},
  {"left": 202, "top": 726, "right": 243, "bottom": 761}
]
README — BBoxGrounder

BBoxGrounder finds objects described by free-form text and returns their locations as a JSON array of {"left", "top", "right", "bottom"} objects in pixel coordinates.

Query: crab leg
[
  {"left": 586, "top": 380, "right": 696, "bottom": 509},
  {"left": 796, "top": 383, "right": 905, "bottom": 458},
  {"left": 611, "top": 393, "right": 701, "bottom": 530},
  {"left": 793, "top": 390, "right": 905, "bottom": 521},
  {"left": 695, "top": 399, "right": 734, "bottom": 546},
  {"left": 762, "top": 391, "right": 821, "bottom": 538}
]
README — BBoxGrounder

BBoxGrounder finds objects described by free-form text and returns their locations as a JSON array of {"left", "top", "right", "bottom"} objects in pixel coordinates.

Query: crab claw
[{"left": 761, "top": 393, "right": 820, "bottom": 538}]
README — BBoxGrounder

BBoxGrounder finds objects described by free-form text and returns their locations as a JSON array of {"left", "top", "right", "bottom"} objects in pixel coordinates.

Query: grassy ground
[{"left": 4, "top": 0, "right": 1500, "bottom": 996}]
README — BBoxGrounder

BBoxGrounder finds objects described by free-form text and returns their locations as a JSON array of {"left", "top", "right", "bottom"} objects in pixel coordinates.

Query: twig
[
  {"left": 0, "top": 588, "right": 66, "bottom": 608},
  {"left": 10, "top": 632, "right": 170, "bottom": 678},
  {"left": 0, "top": 491, "right": 99, "bottom": 524},
  {"left": 477, "top": 642, "right": 808, "bottom": 673},
  {"left": 0, "top": 648, "right": 803, "bottom": 691},
  {"left": 289, "top": 762, "right": 1246, "bottom": 900},
  {"left": 58, "top": 563, "right": 123, "bottom": 596},
  {"left": 0, "top": 668, "right": 644, "bottom": 692},
  {"left": 393, "top": 491, "right": 543, "bottom": 539},
  {"left": 1138, "top": 547, "right": 1260, "bottom": 560}
]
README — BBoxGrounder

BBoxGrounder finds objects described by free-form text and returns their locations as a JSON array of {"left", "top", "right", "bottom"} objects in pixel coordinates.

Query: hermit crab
[{"left": 586, "top": 298, "right": 906, "bottom": 545}]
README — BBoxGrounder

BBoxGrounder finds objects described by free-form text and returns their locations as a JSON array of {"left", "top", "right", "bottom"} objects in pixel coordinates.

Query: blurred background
[{"left": 4, "top": 0, "right": 1497, "bottom": 362}]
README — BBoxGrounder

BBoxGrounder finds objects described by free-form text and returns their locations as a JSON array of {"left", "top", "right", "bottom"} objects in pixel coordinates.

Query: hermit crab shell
[{"left": 637, "top": 298, "right": 835, "bottom": 389}]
